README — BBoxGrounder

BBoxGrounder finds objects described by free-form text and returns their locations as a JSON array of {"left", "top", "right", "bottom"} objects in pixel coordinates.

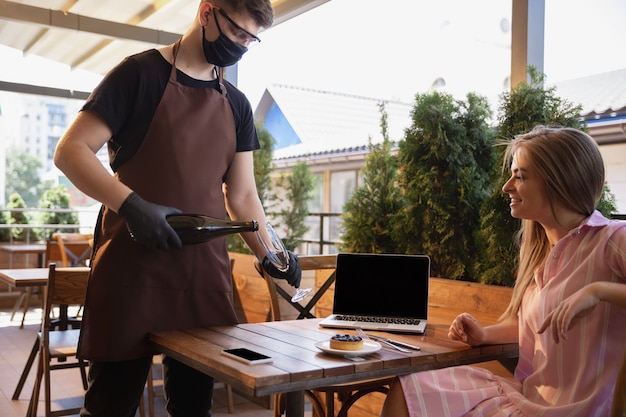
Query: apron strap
[{"left": 216, "top": 67, "right": 227, "bottom": 96}]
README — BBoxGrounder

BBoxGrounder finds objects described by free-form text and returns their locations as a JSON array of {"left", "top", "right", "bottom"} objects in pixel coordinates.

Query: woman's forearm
[{"left": 483, "top": 317, "right": 519, "bottom": 344}]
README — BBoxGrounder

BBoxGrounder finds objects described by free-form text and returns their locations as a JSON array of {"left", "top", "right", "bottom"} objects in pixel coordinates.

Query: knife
[{"left": 365, "top": 334, "right": 421, "bottom": 351}]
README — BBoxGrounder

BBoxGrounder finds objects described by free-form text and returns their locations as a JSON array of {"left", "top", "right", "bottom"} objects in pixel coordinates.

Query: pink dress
[{"left": 400, "top": 212, "right": 626, "bottom": 416}]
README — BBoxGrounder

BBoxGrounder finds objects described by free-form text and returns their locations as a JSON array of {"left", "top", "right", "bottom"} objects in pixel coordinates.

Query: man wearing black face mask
[{"left": 54, "top": 1, "right": 302, "bottom": 416}]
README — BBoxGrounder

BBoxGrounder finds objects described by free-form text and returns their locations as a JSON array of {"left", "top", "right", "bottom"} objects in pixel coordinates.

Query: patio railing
[
  {"left": 1, "top": 208, "right": 344, "bottom": 252},
  {"left": 0, "top": 207, "right": 99, "bottom": 243}
]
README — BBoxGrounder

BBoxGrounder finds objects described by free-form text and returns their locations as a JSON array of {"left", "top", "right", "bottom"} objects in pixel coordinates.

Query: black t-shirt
[{"left": 82, "top": 49, "right": 260, "bottom": 172}]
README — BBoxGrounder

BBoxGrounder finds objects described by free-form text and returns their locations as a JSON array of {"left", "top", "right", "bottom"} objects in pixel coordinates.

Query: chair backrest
[
  {"left": 46, "top": 233, "right": 93, "bottom": 267},
  {"left": 254, "top": 254, "right": 337, "bottom": 321},
  {"left": 42, "top": 264, "right": 90, "bottom": 335},
  {"left": 230, "top": 258, "right": 247, "bottom": 323}
]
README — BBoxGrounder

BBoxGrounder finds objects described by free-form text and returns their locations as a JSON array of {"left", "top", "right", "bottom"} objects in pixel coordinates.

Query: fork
[
  {"left": 355, "top": 327, "right": 370, "bottom": 341},
  {"left": 356, "top": 328, "right": 411, "bottom": 353}
]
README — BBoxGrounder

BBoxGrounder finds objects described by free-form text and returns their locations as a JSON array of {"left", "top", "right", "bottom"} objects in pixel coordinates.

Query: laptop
[{"left": 319, "top": 253, "right": 430, "bottom": 334}]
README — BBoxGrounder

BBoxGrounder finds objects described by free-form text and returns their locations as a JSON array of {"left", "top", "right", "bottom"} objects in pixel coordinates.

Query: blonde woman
[{"left": 382, "top": 126, "right": 626, "bottom": 416}]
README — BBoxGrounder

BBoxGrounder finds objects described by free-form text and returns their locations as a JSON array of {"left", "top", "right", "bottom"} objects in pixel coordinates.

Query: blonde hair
[{"left": 501, "top": 126, "right": 605, "bottom": 319}]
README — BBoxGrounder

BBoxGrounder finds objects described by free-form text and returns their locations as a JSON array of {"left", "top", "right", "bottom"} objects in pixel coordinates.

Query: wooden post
[{"left": 511, "top": 0, "right": 545, "bottom": 88}]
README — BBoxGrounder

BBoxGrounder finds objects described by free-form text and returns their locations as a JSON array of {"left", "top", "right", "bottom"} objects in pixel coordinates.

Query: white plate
[{"left": 315, "top": 340, "right": 382, "bottom": 357}]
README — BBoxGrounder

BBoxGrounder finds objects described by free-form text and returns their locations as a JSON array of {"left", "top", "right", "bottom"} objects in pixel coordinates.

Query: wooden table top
[
  {"left": 150, "top": 318, "right": 518, "bottom": 408},
  {"left": 0, "top": 267, "right": 89, "bottom": 287},
  {"left": 0, "top": 244, "right": 46, "bottom": 254}
]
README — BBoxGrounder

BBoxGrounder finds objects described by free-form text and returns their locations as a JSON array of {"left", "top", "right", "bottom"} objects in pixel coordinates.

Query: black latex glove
[
  {"left": 118, "top": 192, "right": 182, "bottom": 250},
  {"left": 262, "top": 251, "right": 302, "bottom": 288}
]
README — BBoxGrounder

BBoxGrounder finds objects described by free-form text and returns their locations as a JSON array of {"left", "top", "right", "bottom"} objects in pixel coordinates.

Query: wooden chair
[
  {"left": 48, "top": 233, "right": 94, "bottom": 267},
  {"left": 26, "top": 264, "right": 90, "bottom": 417},
  {"left": 254, "top": 254, "right": 394, "bottom": 417},
  {"left": 49, "top": 233, "right": 93, "bottom": 319},
  {"left": 11, "top": 233, "right": 93, "bottom": 329},
  {"left": 612, "top": 349, "right": 626, "bottom": 417}
]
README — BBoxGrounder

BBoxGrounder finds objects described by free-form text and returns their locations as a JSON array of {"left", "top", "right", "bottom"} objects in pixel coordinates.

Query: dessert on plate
[{"left": 329, "top": 334, "right": 364, "bottom": 351}]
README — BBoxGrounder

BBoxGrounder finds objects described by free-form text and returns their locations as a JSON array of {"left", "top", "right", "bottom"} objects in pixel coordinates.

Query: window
[{"left": 330, "top": 170, "right": 357, "bottom": 213}]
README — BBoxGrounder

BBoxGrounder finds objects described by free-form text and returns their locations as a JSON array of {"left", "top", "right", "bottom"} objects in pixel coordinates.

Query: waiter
[{"left": 54, "top": 1, "right": 301, "bottom": 416}]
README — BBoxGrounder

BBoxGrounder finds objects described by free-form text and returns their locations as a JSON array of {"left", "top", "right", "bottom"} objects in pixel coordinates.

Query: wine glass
[{"left": 256, "top": 222, "right": 312, "bottom": 303}]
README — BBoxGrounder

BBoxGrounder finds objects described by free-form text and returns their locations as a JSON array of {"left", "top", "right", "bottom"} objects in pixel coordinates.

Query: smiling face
[{"left": 502, "top": 148, "right": 552, "bottom": 224}]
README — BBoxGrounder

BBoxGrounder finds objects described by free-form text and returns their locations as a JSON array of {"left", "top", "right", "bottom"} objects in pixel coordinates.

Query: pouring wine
[{"left": 256, "top": 222, "right": 312, "bottom": 303}]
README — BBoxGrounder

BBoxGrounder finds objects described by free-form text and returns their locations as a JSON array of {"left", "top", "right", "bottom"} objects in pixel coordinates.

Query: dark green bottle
[{"left": 167, "top": 214, "right": 258, "bottom": 244}]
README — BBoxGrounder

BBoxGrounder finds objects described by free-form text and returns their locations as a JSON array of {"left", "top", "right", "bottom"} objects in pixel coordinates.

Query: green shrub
[
  {"left": 39, "top": 186, "right": 79, "bottom": 240},
  {"left": 7, "top": 193, "right": 31, "bottom": 241},
  {"left": 394, "top": 91, "right": 495, "bottom": 280},
  {"left": 274, "top": 162, "right": 315, "bottom": 251}
]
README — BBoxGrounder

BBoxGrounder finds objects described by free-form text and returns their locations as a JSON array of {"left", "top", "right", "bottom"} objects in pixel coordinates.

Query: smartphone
[{"left": 221, "top": 348, "right": 273, "bottom": 365}]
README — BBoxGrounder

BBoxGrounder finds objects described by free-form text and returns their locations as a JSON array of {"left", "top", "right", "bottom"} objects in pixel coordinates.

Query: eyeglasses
[{"left": 213, "top": 6, "right": 261, "bottom": 47}]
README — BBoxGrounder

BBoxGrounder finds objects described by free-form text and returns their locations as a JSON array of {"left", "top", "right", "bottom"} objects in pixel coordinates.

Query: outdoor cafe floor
[{"left": 0, "top": 306, "right": 299, "bottom": 417}]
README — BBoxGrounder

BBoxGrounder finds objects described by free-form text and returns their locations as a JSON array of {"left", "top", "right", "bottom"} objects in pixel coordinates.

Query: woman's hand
[
  {"left": 448, "top": 313, "right": 487, "bottom": 346},
  {"left": 538, "top": 285, "right": 599, "bottom": 343}
]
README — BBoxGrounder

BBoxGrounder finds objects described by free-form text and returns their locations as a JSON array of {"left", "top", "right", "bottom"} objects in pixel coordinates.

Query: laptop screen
[{"left": 332, "top": 253, "right": 430, "bottom": 319}]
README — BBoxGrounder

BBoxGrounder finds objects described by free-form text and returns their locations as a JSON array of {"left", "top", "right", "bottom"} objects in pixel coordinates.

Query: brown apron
[{"left": 78, "top": 42, "right": 238, "bottom": 361}]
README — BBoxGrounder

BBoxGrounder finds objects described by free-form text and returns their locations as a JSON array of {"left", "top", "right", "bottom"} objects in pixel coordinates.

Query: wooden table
[
  {"left": 0, "top": 267, "right": 89, "bottom": 328},
  {"left": 0, "top": 243, "right": 46, "bottom": 268},
  {"left": 0, "top": 267, "right": 49, "bottom": 328},
  {"left": 150, "top": 318, "right": 519, "bottom": 417},
  {"left": 0, "top": 267, "right": 50, "bottom": 288}
]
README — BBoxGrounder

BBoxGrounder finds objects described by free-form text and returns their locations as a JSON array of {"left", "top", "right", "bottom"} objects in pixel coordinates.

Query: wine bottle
[{"left": 166, "top": 214, "right": 258, "bottom": 244}]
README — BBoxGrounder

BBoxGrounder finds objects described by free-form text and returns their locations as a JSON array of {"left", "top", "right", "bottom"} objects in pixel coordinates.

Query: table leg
[
  {"left": 20, "top": 287, "right": 33, "bottom": 329},
  {"left": 10, "top": 289, "right": 27, "bottom": 321},
  {"left": 284, "top": 390, "right": 304, "bottom": 417}
]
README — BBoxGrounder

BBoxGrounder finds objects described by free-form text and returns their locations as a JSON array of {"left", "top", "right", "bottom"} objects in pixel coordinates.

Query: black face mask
[{"left": 202, "top": 15, "right": 247, "bottom": 67}]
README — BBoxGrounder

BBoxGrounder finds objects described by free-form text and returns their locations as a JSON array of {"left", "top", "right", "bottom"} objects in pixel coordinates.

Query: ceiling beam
[
  {"left": 22, "top": 0, "right": 78, "bottom": 55},
  {"left": 0, "top": 80, "right": 90, "bottom": 100},
  {"left": 271, "top": 0, "right": 331, "bottom": 25},
  {"left": 70, "top": 0, "right": 176, "bottom": 68},
  {"left": 0, "top": 0, "right": 180, "bottom": 45}
]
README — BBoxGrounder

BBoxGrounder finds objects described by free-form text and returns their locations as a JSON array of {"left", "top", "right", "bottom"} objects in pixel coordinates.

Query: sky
[
  {"left": 0, "top": 0, "right": 625, "bottom": 111},
  {"left": 238, "top": 0, "right": 626, "bottom": 109}
]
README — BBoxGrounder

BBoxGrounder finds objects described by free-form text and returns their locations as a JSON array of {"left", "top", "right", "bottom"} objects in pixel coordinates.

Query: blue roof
[{"left": 255, "top": 84, "right": 413, "bottom": 160}]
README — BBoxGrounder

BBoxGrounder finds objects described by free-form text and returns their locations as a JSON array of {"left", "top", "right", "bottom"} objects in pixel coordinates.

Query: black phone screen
[{"left": 222, "top": 348, "right": 271, "bottom": 362}]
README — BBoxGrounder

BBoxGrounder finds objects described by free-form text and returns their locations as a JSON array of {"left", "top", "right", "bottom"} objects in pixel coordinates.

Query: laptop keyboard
[{"left": 333, "top": 315, "right": 421, "bottom": 325}]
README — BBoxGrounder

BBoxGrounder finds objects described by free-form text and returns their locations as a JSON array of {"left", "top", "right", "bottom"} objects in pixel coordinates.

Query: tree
[
  {"left": 597, "top": 183, "right": 618, "bottom": 217},
  {"left": 227, "top": 125, "right": 275, "bottom": 254},
  {"left": 340, "top": 103, "right": 403, "bottom": 254},
  {"left": 5, "top": 147, "right": 52, "bottom": 207},
  {"left": 7, "top": 193, "right": 31, "bottom": 241},
  {"left": 0, "top": 209, "right": 9, "bottom": 241},
  {"left": 253, "top": 125, "right": 276, "bottom": 208},
  {"left": 39, "top": 186, "right": 79, "bottom": 239},
  {"left": 395, "top": 91, "right": 495, "bottom": 280},
  {"left": 275, "top": 162, "right": 315, "bottom": 251}
]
